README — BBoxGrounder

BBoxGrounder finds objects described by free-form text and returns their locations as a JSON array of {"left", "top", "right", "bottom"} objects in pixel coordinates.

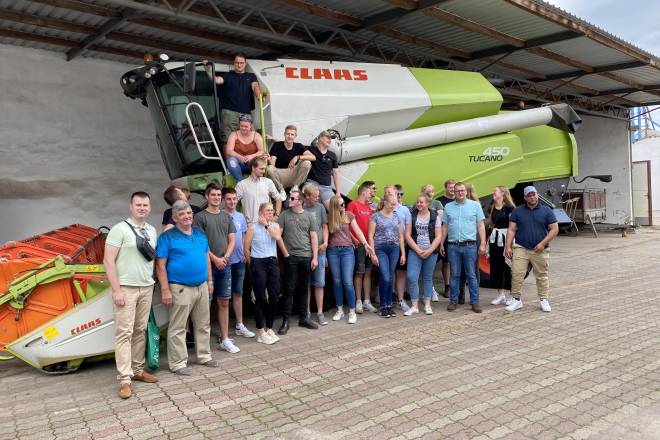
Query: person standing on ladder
[
  {"left": 104, "top": 191, "right": 159, "bottom": 399},
  {"left": 202, "top": 53, "right": 263, "bottom": 146}
]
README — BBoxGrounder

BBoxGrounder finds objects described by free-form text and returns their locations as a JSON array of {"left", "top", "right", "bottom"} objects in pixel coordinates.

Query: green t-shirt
[
  {"left": 105, "top": 219, "right": 157, "bottom": 286},
  {"left": 278, "top": 209, "right": 315, "bottom": 257}
]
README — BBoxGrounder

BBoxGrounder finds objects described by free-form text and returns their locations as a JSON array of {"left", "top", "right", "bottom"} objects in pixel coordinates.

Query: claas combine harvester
[{"left": 0, "top": 56, "right": 580, "bottom": 373}]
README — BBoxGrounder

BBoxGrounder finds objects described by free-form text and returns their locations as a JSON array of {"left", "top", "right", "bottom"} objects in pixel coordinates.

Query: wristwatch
[{"left": 264, "top": 224, "right": 269, "bottom": 229}]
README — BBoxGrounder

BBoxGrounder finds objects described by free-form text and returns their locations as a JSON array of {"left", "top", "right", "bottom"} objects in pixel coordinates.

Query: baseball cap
[{"left": 523, "top": 186, "right": 538, "bottom": 196}]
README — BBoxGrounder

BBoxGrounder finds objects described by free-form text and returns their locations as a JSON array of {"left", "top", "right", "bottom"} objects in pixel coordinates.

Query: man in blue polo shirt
[
  {"left": 156, "top": 200, "right": 219, "bottom": 375},
  {"left": 504, "top": 186, "right": 558, "bottom": 313},
  {"left": 440, "top": 181, "right": 487, "bottom": 313}
]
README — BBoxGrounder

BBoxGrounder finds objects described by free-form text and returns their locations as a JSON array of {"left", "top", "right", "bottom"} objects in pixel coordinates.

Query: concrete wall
[
  {"left": 0, "top": 45, "right": 171, "bottom": 243},
  {"left": 632, "top": 136, "right": 660, "bottom": 224},
  {"left": 567, "top": 114, "right": 632, "bottom": 225}
]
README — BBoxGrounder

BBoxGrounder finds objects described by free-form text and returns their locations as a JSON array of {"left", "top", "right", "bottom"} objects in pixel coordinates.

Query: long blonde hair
[
  {"left": 465, "top": 183, "right": 479, "bottom": 201},
  {"left": 328, "top": 196, "right": 348, "bottom": 233},
  {"left": 379, "top": 193, "right": 397, "bottom": 212},
  {"left": 487, "top": 186, "right": 515, "bottom": 219}
]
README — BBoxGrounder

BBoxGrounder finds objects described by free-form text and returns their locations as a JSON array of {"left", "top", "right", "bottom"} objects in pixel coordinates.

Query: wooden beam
[
  {"left": 89, "top": 44, "right": 151, "bottom": 60},
  {"left": 479, "top": 57, "right": 546, "bottom": 78},
  {"left": 526, "top": 46, "right": 594, "bottom": 72},
  {"left": 599, "top": 72, "right": 660, "bottom": 98},
  {"left": 0, "top": 9, "right": 96, "bottom": 34},
  {"left": 546, "top": 80, "right": 599, "bottom": 95},
  {"left": 26, "top": 0, "right": 118, "bottom": 17},
  {"left": 384, "top": 0, "right": 418, "bottom": 10},
  {"left": 503, "top": 0, "right": 659, "bottom": 69},
  {"left": 424, "top": 8, "right": 525, "bottom": 48},
  {"left": 371, "top": 25, "right": 470, "bottom": 59},
  {"left": 268, "top": 0, "right": 362, "bottom": 26}
]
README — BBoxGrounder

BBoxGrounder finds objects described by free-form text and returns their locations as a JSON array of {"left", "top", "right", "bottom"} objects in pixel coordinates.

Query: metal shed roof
[{"left": 1, "top": 0, "right": 659, "bottom": 117}]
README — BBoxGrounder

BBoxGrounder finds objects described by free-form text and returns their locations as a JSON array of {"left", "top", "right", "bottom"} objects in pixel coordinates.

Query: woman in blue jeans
[
  {"left": 326, "top": 196, "right": 373, "bottom": 324},
  {"left": 405, "top": 194, "right": 443, "bottom": 316},
  {"left": 368, "top": 193, "right": 405, "bottom": 318}
]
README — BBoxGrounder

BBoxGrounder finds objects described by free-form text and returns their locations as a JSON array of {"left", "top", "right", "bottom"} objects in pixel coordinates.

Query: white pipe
[{"left": 333, "top": 106, "right": 555, "bottom": 163}]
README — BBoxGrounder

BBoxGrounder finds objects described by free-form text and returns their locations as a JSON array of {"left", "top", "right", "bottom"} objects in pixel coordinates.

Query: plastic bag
[{"left": 145, "top": 310, "right": 160, "bottom": 370}]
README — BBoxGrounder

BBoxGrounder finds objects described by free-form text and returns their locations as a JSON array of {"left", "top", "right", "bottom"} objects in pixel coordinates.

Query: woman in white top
[{"left": 244, "top": 202, "right": 282, "bottom": 344}]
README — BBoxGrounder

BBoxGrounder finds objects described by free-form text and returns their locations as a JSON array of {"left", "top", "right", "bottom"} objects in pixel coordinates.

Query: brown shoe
[
  {"left": 447, "top": 302, "right": 457, "bottom": 312},
  {"left": 471, "top": 303, "right": 482, "bottom": 313},
  {"left": 133, "top": 371, "right": 159, "bottom": 383},
  {"left": 119, "top": 383, "right": 132, "bottom": 399}
]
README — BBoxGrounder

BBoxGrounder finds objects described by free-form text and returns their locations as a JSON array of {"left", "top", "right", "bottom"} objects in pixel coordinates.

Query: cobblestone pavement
[{"left": 1, "top": 229, "right": 659, "bottom": 440}]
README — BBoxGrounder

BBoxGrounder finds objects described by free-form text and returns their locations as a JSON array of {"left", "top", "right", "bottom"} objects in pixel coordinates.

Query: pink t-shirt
[{"left": 328, "top": 212, "right": 355, "bottom": 248}]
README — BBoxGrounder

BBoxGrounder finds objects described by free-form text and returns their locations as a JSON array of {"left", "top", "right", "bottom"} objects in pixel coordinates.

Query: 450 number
[{"left": 482, "top": 146, "right": 510, "bottom": 156}]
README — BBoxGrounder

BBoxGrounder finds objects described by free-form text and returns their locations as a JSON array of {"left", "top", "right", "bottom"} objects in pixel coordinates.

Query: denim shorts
[
  {"left": 212, "top": 266, "right": 232, "bottom": 300},
  {"left": 354, "top": 244, "right": 372, "bottom": 274},
  {"left": 231, "top": 262, "right": 246, "bottom": 295},
  {"left": 309, "top": 252, "right": 327, "bottom": 287}
]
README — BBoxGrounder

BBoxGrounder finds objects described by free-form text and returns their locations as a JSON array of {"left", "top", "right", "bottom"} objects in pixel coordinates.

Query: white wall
[
  {"left": 0, "top": 45, "right": 171, "bottom": 243},
  {"left": 632, "top": 136, "right": 660, "bottom": 224},
  {"left": 567, "top": 114, "right": 632, "bottom": 225}
]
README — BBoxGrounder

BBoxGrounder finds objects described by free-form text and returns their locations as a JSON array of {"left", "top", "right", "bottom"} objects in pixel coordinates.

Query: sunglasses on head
[
  {"left": 397, "top": 192, "right": 404, "bottom": 196},
  {"left": 239, "top": 114, "right": 252, "bottom": 122}
]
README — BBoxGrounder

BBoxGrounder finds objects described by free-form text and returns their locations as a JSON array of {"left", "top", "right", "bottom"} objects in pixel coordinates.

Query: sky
[{"left": 546, "top": 0, "right": 660, "bottom": 57}]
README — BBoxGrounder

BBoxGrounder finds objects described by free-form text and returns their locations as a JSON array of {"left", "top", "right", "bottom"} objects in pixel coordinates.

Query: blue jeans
[
  {"left": 230, "top": 262, "right": 246, "bottom": 295},
  {"left": 406, "top": 250, "right": 438, "bottom": 301},
  {"left": 227, "top": 156, "right": 252, "bottom": 181},
  {"left": 211, "top": 266, "right": 232, "bottom": 300},
  {"left": 309, "top": 252, "right": 326, "bottom": 288},
  {"left": 327, "top": 246, "right": 356, "bottom": 309},
  {"left": 375, "top": 243, "right": 399, "bottom": 309},
  {"left": 447, "top": 244, "right": 479, "bottom": 304}
]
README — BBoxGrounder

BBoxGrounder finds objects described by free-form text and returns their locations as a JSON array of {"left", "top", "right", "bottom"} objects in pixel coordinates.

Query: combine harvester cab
[
  {"left": 121, "top": 57, "right": 580, "bottom": 198},
  {"left": 0, "top": 225, "right": 167, "bottom": 373}
]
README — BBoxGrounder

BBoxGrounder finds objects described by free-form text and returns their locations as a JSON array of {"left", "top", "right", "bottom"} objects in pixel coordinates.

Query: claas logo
[
  {"left": 285, "top": 67, "right": 368, "bottom": 81},
  {"left": 70, "top": 318, "right": 102, "bottom": 335}
]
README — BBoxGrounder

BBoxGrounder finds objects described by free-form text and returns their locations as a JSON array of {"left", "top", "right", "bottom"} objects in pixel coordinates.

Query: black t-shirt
[
  {"left": 217, "top": 71, "right": 258, "bottom": 113},
  {"left": 162, "top": 205, "right": 202, "bottom": 226},
  {"left": 306, "top": 147, "right": 338, "bottom": 187},
  {"left": 269, "top": 142, "right": 307, "bottom": 168},
  {"left": 438, "top": 195, "right": 454, "bottom": 206},
  {"left": 490, "top": 205, "right": 514, "bottom": 229}
]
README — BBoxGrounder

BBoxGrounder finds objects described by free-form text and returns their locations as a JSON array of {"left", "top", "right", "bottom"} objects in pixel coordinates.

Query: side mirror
[{"left": 183, "top": 62, "right": 196, "bottom": 95}]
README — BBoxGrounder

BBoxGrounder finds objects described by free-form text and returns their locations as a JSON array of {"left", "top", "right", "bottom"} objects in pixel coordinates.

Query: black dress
[{"left": 489, "top": 205, "right": 513, "bottom": 290}]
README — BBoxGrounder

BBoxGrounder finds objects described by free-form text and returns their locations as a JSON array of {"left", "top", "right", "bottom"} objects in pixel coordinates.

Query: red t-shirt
[{"left": 347, "top": 199, "right": 373, "bottom": 242}]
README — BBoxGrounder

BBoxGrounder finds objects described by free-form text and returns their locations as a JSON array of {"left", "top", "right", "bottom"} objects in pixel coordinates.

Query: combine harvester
[{"left": 0, "top": 56, "right": 580, "bottom": 373}]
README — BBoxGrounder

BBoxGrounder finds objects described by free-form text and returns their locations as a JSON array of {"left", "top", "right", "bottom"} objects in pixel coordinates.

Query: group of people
[{"left": 103, "top": 52, "right": 560, "bottom": 399}]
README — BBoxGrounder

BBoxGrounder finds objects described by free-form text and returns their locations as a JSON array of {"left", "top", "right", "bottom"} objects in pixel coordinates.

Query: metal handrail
[{"left": 184, "top": 102, "right": 229, "bottom": 175}]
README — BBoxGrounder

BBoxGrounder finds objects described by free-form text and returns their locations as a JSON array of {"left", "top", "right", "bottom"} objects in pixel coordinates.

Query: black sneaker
[
  {"left": 388, "top": 307, "right": 396, "bottom": 317},
  {"left": 381, "top": 308, "right": 390, "bottom": 318}
]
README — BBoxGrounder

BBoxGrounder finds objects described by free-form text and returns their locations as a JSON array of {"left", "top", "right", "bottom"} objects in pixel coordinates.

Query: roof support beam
[
  {"left": 360, "top": 0, "right": 452, "bottom": 28},
  {"left": 423, "top": 8, "right": 525, "bottom": 48},
  {"left": 26, "top": 0, "right": 117, "bottom": 17},
  {"left": 539, "top": 61, "right": 646, "bottom": 81},
  {"left": 66, "top": 12, "right": 130, "bottom": 61},
  {"left": 469, "top": 31, "right": 582, "bottom": 59},
  {"left": 584, "top": 84, "right": 660, "bottom": 97},
  {"left": 526, "top": 46, "right": 594, "bottom": 72}
]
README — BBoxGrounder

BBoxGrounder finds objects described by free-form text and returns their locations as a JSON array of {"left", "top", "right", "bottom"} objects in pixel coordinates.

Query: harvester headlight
[
  {"left": 148, "top": 67, "right": 158, "bottom": 76},
  {"left": 144, "top": 72, "right": 152, "bottom": 79}
]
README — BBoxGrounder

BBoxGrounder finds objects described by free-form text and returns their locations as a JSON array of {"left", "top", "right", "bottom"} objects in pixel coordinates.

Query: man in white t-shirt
[
  {"left": 235, "top": 156, "right": 283, "bottom": 224},
  {"left": 104, "top": 191, "right": 159, "bottom": 399}
]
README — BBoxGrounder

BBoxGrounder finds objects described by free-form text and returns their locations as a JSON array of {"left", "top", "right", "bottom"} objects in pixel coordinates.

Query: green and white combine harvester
[{"left": 0, "top": 56, "right": 581, "bottom": 374}]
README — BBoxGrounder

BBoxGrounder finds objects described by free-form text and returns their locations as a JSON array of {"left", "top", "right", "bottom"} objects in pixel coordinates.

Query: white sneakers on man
[
  {"left": 399, "top": 300, "right": 411, "bottom": 313},
  {"left": 235, "top": 323, "right": 255, "bottom": 338},
  {"left": 363, "top": 302, "right": 378, "bottom": 313},
  {"left": 491, "top": 294, "right": 507, "bottom": 305},
  {"left": 539, "top": 299, "right": 552, "bottom": 312},
  {"left": 431, "top": 288, "right": 440, "bottom": 302},
  {"left": 505, "top": 298, "right": 523, "bottom": 312},
  {"left": 219, "top": 338, "right": 240, "bottom": 353},
  {"left": 403, "top": 307, "right": 419, "bottom": 316}
]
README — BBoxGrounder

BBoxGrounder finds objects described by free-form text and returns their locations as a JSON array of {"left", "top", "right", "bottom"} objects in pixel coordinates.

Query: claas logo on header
[{"left": 285, "top": 67, "right": 368, "bottom": 81}]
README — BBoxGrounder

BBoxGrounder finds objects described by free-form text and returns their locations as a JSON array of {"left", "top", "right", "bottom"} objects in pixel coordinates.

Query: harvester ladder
[{"left": 185, "top": 102, "right": 229, "bottom": 175}]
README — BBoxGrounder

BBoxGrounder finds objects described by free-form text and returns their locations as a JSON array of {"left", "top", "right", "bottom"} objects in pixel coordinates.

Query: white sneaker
[
  {"left": 256, "top": 332, "right": 276, "bottom": 345},
  {"left": 235, "top": 323, "right": 255, "bottom": 338},
  {"left": 431, "top": 287, "right": 440, "bottom": 302},
  {"left": 505, "top": 298, "right": 523, "bottom": 312},
  {"left": 403, "top": 307, "right": 419, "bottom": 316},
  {"left": 539, "top": 299, "right": 552, "bottom": 312},
  {"left": 266, "top": 329, "right": 280, "bottom": 342},
  {"left": 279, "top": 188, "right": 287, "bottom": 201},
  {"left": 491, "top": 294, "right": 506, "bottom": 305},
  {"left": 424, "top": 305, "right": 433, "bottom": 315},
  {"left": 355, "top": 301, "right": 364, "bottom": 314},
  {"left": 219, "top": 338, "right": 240, "bottom": 353},
  {"left": 348, "top": 310, "right": 357, "bottom": 324},
  {"left": 332, "top": 310, "right": 345, "bottom": 321},
  {"left": 364, "top": 302, "right": 378, "bottom": 313},
  {"left": 399, "top": 300, "right": 411, "bottom": 313},
  {"left": 505, "top": 296, "right": 514, "bottom": 306}
]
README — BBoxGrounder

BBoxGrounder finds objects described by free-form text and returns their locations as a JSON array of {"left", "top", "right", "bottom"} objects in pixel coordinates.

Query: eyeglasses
[
  {"left": 455, "top": 190, "right": 466, "bottom": 193},
  {"left": 339, "top": 203, "right": 345, "bottom": 207},
  {"left": 289, "top": 196, "right": 299, "bottom": 201},
  {"left": 397, "top": 192, "right": 404, "bottom": 196}
]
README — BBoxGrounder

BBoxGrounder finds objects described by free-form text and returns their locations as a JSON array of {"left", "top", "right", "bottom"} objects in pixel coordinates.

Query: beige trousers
[
  {"left": 167, "top": 282, "right": 212, "bottom": 372},
  {"left": 511, "top": 244, "right": 550, "bottom": 300},
  {"left": 267, "top": 161, "right": 312, "bottom": 191},
  {"left": 113, "top": 284, "right": 154, "bottom": 384}
]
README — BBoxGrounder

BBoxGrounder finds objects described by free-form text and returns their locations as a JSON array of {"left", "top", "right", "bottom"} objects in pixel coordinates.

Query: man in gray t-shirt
[
  {"left": 302, "top": 182, "right": 329, "bottom": 325},
  {"left": 276, "top": 190, "right": 319, "bottom": 335},
  {"left": 192, "top": 183, "right": 241, "bottom": 354}
]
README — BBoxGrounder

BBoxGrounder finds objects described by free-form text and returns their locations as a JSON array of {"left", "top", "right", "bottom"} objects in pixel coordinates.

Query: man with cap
[{"left": 504, "top": 185, "right": 559, "bottom": 312}]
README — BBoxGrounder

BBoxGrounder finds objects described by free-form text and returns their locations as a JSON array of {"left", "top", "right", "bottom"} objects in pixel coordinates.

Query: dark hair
[
  {"left": 131, "top": 191, "right": 150, "bottom": 202},
  {"left": 163, "top": 185, "right": 180, "bottom": 206},
  {"left": 394, "top": 184, "right": 403, "bottom": 191},
  {"left": 250, "top": 155, "right": 268, "bottom": 168},
  {"left": 358, "top": 181, "right": 374, "bottom": 195},
  {"left": 222, "top": 187, "right": 237, "bottom": 197},
  {"left": 234, "top": 52, "right": 247, "bottom": 61},
  {"left": 205, "top": 182, "right": 221, "bottom": 196}
]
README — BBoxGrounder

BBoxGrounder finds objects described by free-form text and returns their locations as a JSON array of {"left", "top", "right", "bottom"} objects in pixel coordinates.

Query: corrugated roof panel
[
  {"left": 573, "top": 75, "right": 636, "bottom": 91},
  {"left": 542, "top": 36, "right": 636, "bottom": 67},
  {"left": 626, "top": 91, "right": 660, "bottom": 103},
  {"left": 502, "top": 50, "right": 572, "bottom": 75},
  {"left": 221, "top": 0, "right": 339, "bottom": 28},
  {"left": 310, "top": 0, "right": 394, "bottom": 20},
  {"left": 614, "top": 66, "right": 660, "bottom": 86}
]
